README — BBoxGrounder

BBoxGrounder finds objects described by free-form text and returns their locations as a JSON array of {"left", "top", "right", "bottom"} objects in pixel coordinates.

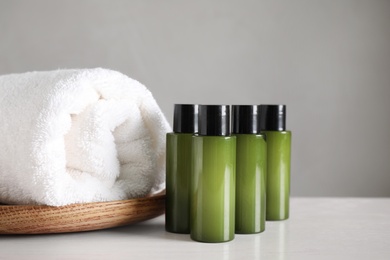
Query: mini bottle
[
  {"left": 190, "top": 105, "right": 236, "bottom": 243},
  {"left": 166, "top": 104, "right": 198, "bottom": 233},
  {"left": 232, "top": 105, "right": 267, "bottom": 233},
  {"left": 260, "top": 104, "right": 291, "bottom": 221}
]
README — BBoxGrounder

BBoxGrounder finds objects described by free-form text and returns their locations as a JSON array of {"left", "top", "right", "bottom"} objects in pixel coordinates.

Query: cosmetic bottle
[
  {"left": 260, "top": 105, "right": 291, "bottom": 221},
  {"left": 232, "top": 105, "right": 267, "bottom": 234},
  {"left": 190, "top": 105, "right": 236, "bottom": 243},
  {"left": 166, "top": 104, "right": 198, "bottom": 233}
]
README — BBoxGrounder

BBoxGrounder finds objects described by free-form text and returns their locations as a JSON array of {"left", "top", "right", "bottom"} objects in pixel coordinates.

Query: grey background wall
[{"left": 1, "top": 0, "right": 389, "bottom": 197}]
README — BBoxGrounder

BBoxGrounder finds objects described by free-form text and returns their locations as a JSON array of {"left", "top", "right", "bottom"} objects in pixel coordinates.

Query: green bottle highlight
[
  {"left": 166, "top": 104, "right": 198, "bottom": 234},
  {"left": 191, "top": 105, "right": 236, "bottom": 243},
  {"left": 260, "top": 105, "right": 291, "bottom": 221},
  {"left": 232, "top": 105, "right": 267, "bottom": 234}
]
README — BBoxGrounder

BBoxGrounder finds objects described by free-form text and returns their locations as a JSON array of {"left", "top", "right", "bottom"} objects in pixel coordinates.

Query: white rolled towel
[{"left": 0, "top": 68, "right": 171, "bottom": 206}]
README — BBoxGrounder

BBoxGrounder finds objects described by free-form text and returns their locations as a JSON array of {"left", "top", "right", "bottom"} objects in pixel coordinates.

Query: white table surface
[{"left": 1, "top": 198, "right": 389, "bottom": 260}]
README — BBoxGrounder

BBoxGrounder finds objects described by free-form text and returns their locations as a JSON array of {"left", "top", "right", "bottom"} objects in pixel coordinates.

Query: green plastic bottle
[
  {"left": 260, "top": 105, "right": 291, "bottom": 221},
  {"left": 191, "top": 105, "right": 236, "bottom": 243},
  {"left": 232, "top": 105, "right": 267, "bottom": 234},
  {"left": 166, "top": 104, "right": 198, "bottom": 233}
]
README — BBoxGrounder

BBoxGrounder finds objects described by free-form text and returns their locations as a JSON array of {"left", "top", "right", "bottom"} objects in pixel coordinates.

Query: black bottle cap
[
  {"left": 198, "top": 105, "right": 230, "bottom": 136},
  {"left": 232, "top": 105, "right": 261, "bottom": 134},
  {"left": 173, "top": 104, "right": 199, "bottom": 133},
  {"left": 259, "top": 105, "right": 286, "bottom": 131}
]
